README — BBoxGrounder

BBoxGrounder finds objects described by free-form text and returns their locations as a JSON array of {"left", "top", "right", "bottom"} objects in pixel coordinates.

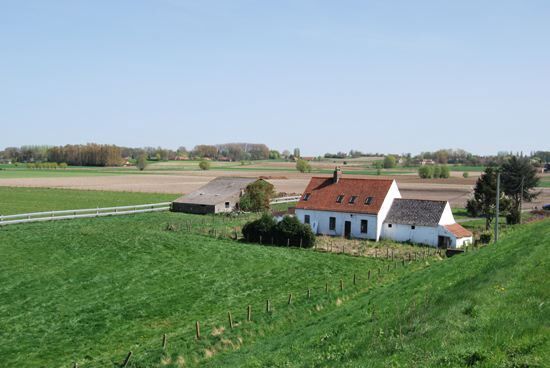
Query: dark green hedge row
[{"left": 242, "top": 214, "right": 315, "bottom": 248}]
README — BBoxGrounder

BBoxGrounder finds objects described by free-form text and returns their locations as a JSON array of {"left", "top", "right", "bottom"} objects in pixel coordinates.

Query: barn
[
  {"left": 171, "top": 177, "right": 258, "bottom": 214},
  {"left": 295, "top": 168, "right": 473, "bottom": 248}
]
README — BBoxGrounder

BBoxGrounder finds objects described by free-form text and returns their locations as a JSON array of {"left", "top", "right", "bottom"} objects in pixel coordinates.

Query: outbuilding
[{"left": 171, "top": 177, "right": 258, "bottom": 214}]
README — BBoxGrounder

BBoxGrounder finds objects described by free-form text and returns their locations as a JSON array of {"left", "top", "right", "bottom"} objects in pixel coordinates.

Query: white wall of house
[
  {"left": 375, "top": 180, "right": 401, "bottom": 240},
  {"left": 381, "top": 223, "right": 440, "bottom": 247},
  {"left": 295, "top": 209, "right": 379, "bottom": 240}
]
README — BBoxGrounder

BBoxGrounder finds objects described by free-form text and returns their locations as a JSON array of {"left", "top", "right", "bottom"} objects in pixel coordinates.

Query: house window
[
  {"left": 303, "top": 193, "right": 311, "bottom": 201},
  {"left": 365, "top": 196, "right": 373, "bottom": 205},
  {"left": 225, "top": 202, "right": 230, "bottom": 209},
  {"left": 388, "top": 223, "right": 392, "bottom": 228},
  {"left": 360, "top": 220, "right": 368, "bottom": 234},
  {"left": 336, "top": 195, "right": 344, "bottom": 203},
  {"left": 304, "top": 215, "right": 310, "bottom": 224},
  {"left": 349, "top": 195, "right": 357, "bottom": 204},
  {"left": 411, "top": 225, "right": 416, "bottom": 230},
  {"left": 329, "top": 217, "right": 336, "bottom": 230}
]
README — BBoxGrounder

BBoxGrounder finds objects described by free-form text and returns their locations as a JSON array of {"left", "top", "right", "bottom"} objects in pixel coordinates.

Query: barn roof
[
  {"left": 384, "top": 198, "right": 447, "bottom": 227},
  {"left": 172, "top": 177, "right": 258, "bottom": 205},
  {"left": 295, "top": 177, "right": 394, "bottom": 215},
  {"left": 444, "top": 223, "right": 473, "bottom": 238}
]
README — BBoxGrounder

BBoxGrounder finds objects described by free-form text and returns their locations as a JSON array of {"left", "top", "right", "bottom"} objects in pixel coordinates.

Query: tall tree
[
  {"left": 501, "top": 156, "right": 540, "bottom": 224},
  {"left": 466, "top": 167, "right": 510, "bottom": 230}
]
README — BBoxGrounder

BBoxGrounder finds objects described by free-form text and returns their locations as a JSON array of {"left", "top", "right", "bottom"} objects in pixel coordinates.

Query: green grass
[
  {"left": 0, "top": 187, "right": 177, "bottom": 215},
  {"left": 204, "top": 219, "right": 550, "bottom": 367},
  {"left": 538, "top": 177, "right": 550, "bottom": 188},
  {"left": 448, "top": 165, "right": 486, "bottom": 172},
  {"left": 0, "top": 212, "right": 393, "bottom": 367},
  {"left": 1, "top": 208, "right": 547, "bottom": 367}
]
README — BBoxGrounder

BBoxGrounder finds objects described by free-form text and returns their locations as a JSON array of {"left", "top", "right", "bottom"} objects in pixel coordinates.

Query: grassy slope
[
  {"left": 0, "top": 187, "right": 177, "bottom": 215},
  {"left": 205, "top": 220, "right": 550, "bottom": 367},
  {"left": 0, "top": 212, "right": 395, "bottom": 367}
]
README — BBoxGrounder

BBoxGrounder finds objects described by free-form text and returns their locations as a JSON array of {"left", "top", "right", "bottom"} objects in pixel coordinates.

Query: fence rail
[
  {"left": 270, "top": 196, "right": 301, "bottom": 204},
  {"left": 0, "top": 202, "right": 171, "bottom": 226}
]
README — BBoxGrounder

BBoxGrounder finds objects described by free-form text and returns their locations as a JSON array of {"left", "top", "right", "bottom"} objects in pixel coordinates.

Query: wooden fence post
[
  {"left": 325, "top": 282, "right": 328, "bottom": 293},
  {"left": 247, "top": 305, "right": 252, "bottom": 321},
  {"left": 288, "top": 293, "right": 293, "bottom": 305},
  {"left": 287, "top": 238, "right": 290, "bottom": 247},
  {"left": 259, "top": 235, "right": 262, "bottom": 244},
  {"left": 378, "top": 267, "right": 381, "bottom": 276},
  {"left": 195, "top": 321, "right": 201, "bottom": 339},
  {"left": 162, "top": 333, "right": 167, "bottom": 350},
  {"left": 340, "top": 279, "right": 343, "bottom": 291},
  {"left": 353, "top": 273, "right": 356, "bottom": 285},
  {"left": 368, "top": 270, "right": 371, "bottom": 280},
  {"left": 307, "top": 288, "right": 311, "bottom": 299},
  {"left": 266, "top": 299, "right": 270, "bottom": 313},
  {"left": 121, "top": 351, "right": 132, "bottom": 367},
  {"left": 300, "top": 238, "right": 303, "bottom": 248},
  {"left": 228, "top": 311, "right": 234, "bottom": 329}
]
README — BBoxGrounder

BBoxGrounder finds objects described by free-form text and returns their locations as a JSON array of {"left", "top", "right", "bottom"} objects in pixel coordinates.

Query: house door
[
  {"left": 438, "top": 236, "right": 450, "bottom": 249},
  {"left": 344, "top": 221, "right": 352, "bottom": 239}
]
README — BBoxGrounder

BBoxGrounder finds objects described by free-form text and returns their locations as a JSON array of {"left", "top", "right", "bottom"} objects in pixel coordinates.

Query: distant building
[
  {"left": 171, "top": 177, "right": 258, "bottom": 214},
  {"left": 295, "top": 168, "right": 472, "bottom": 248}
]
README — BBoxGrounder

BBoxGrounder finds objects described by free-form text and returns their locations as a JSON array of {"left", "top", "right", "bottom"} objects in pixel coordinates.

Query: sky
[{"left": 1, "top": 0, "right": 549, "bottom": 156}]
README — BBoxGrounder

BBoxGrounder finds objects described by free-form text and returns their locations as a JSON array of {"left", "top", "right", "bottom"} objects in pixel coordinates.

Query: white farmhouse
[{"left": 295, "top": 168, "right": 472, "bottom": 248}]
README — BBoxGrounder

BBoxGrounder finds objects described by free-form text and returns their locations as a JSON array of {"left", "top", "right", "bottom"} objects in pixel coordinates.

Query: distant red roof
[
  {"left": 444, "top": 223, "right": 473, "bottom": 238},
  {"left": 295, "top": 177, "right": 394, "bottom": 215}
]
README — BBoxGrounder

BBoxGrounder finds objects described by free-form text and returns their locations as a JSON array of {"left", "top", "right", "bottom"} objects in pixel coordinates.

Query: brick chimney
[{"left": 333, "top": 167, "right": 342, "bottom": 183}]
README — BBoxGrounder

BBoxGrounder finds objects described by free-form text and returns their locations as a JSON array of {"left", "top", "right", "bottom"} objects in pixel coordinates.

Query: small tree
[
  {"left": 59, "top": 162, "right": 68, "bottom": 169},
  {"left": 383, "top": 155, "right": 396, "bottom": 169},
  {"left": 462, "top": 171, "right": 469, "bottom": 178},
  {"left": 199, "top": 160, "right": 210, "bottom": 170},
  {"left": 418, "top": 165, "right": 433, "bottom": 179},
  {"left": 296, "top": 159, "right": 312, "bottom": 173},
  {"left": 137, "top": 154, "right": 147, "bottom": 171},
  {"left": 242, "top": 213, "right": 277, "bottom": 241},
  {"left": 501, "top": 156, "right": 540, "bottom": 224},
  {"left": 440, "top": 165, "right": 450, "bottom": 178},
  {"left": 433, "top": 165, "right": 441, "bottom": 178},
  {"left": 239, "top": 180, "right": 275, "bottom": 212}
]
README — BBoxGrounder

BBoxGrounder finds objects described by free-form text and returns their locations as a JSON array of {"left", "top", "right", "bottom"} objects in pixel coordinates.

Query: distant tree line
[{"left": 47, "top": 144, "right": 123, "bottom": 166}]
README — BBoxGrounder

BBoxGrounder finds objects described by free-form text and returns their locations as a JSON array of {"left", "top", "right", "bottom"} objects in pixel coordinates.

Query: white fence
[
  {"left": 269, "top": 196, "right": 301, "bottom": 204},
  {"left": 0, "top": 203, "right": 171, "bottom": 226},
  {"left": 0, "top": 196, "right": 301, "bottom": 227}
]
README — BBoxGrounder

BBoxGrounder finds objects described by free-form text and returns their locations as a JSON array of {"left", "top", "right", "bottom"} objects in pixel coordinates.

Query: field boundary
[{"left": 0, "top": 202, "right": 171, "bottom": 226}]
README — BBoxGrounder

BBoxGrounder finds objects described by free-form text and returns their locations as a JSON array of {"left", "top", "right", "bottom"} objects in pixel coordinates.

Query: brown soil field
[{"left": 1, "top": 170, "right": 548, "bottom": 209}]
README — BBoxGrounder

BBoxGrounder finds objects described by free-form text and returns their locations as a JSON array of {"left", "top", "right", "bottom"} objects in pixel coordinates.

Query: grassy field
[
  {"left": 0, "top": 212, "right": 397, "bottom": 367},
  {"left": 0, "top": 212, "right": 547, "bottom": 367},
  {"left": 204, "top": 219, "right": 550, "bottom": 367},
  {"left": 0, "top": 187, "right": 177, "bottom": 215}
]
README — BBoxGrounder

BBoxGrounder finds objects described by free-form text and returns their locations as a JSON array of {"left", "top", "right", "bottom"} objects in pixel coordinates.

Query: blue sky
[{"left": 1, "top": 0, "right": 549, "bottom": 155}]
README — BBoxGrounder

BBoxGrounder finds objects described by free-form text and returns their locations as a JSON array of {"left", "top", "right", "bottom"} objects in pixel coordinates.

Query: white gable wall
[
  {"left": 295, "top": 209, "right": 378, "bottom": 240},
  {"left": 375, "top": 180, "right": 402, "bottom": 240},
  {"left": 438, "top": 202, "right": 455, "bottom": 225}
]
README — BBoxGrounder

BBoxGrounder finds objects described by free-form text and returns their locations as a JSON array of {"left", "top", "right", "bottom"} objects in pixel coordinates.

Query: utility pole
[{"left": 494, "top": 171, "right": 500, "bottom": 244}]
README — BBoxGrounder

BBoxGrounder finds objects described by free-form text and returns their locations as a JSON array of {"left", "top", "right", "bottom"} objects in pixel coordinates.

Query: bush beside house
[{"left": 242, "top": 214, "right": 315, "bottom": 247}]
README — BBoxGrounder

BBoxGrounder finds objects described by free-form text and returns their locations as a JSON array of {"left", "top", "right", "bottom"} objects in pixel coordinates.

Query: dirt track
[{"left": 0, "top": 170, "right": 548, "bottom": 209}]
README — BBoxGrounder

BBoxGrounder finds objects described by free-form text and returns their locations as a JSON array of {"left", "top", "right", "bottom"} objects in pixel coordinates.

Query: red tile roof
[
  {"left": 295, "top": 177, "right": 394, "bottom": 215},
  {"left": 444, "top": 223, "right": 473, "bottom": 238}
]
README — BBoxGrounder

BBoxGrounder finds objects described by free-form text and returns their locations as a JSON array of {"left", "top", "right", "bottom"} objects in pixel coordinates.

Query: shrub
[
  {"left": 463, "top": 171, "right": 469, "bottom": 178},
  {"left": 239, "top": 180, "right": 275, "bottom": 212},
  {"left": 479, "top": 232, "right": 492, "bottom": 244},
  {"left": 418, "top": 165, "right": 433, "bottom": 179},
  {"left": 274, "top": 216, "right": 315, "bottom": 247},
  {"left": 137, "top": 154, "right": 147, "bottom": 171},
  {"left": 440, "top": 165, "right": 450, "bottom": 178},
  {"left": 241, "top": 214, "right": 315, "bottom": 247},
  {"left": 383, "top": 155, "right": 396, "bottom": 169},
  {"left": 242, "top": 214, "right": 277, "bottom": 242},
  {"left": 296, "top": 159, "right": 311, "bottom": 173},
  {"left": 199, "top": 160, "right": 210, "bottom": 170},
  {"left": 433, "top": 165, "right": 441, "bottom": 178}
]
